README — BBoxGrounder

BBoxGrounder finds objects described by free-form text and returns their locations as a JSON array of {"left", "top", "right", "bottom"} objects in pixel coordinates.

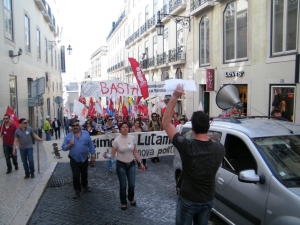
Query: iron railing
[
  {"left": 106, "top": 11, "right": 125, "bottom": 40},
  {"left": 190, "top": 0, "right": 212, "bottom": 11}
]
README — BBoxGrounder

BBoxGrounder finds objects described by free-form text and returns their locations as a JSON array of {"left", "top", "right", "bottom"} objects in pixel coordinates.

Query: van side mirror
[{"left": 238, "top": 169, "right": 265, "bottom": 184}]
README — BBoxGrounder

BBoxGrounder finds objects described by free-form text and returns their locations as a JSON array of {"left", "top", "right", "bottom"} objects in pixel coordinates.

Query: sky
[{"left": 58, "top": 0, "right": 123, "bottom": 82}]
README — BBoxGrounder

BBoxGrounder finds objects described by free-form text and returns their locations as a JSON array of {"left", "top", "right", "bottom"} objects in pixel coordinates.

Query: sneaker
[
  {"left": 31, "top": 174, "right": 35, "bottom": 178},
  {"left": 73, "top": 191, "right": 80, "bottom": 199},
  {"left": 6, "top": 170, "right": 12, "bottom": 174},
  {"left": 82, "top": 186, "right": 92, "bottom": 192},
  {"left": 15, "top": 166, "right": 19, "bottom": 170},
  {"left": 24, "top": 175, "right": 30, "bottom": 179},
  {"left": 109, "top": 169, "right": 113, "bottom": 173}
]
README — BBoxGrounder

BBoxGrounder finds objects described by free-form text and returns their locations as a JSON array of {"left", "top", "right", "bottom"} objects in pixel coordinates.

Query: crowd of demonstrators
[
  {"left": 13, "top": 118, "right": 43, "bottom": 179},
  {"left": 1, "top": 114, "right": 18, "bottom": 174},
  {"left": 62, "top": 118, "right": 95, "bottom": 199},
  {"left": 163, "top": 85, "right": 225, "bottom": 225},
  {"left": 103, "top": 121, "right": 145, "bottom": 210}
]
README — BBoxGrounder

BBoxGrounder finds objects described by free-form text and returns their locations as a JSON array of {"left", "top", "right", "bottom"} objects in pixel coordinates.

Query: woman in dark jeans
[{"left": 103, "top": 121, "right": 145, "bottom": 210}]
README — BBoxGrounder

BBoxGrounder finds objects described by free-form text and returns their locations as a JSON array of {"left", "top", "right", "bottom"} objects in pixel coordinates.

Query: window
[
  {"left": 223, "top": 134, "right": 257, "bottom": 174},
  {"left": 128, "top": 0, "right": 131, "bottom": 13},
  {"left": 128, "top": 25, "right": 131, "bottom": 38},
  {"left": 175, "top": 68, "right": 182, "bottom": 79},
  {"left": 51, "top": 48, "right": 53, "bottom": 67},
  {"left": 271, "top": 0, "right": 299, "bottom": 56},
  {"left": 177, "top": 23, "right": 183, "bottom": 47},
  {"left": 153, "top": 35, "right": 157, "bottom": 55},
  {"left": 163, "top": 28, "right": 169, "bottom": 57},
  {"left": 55, "top": 50, "right": 57, "bottom": 69},
  {"left": 25, "top": 15, "right": 30, "bottom": 52},
  {"left": 45, "top": 38, "right": 48, "bottom": 63},
  {"left": 133, "top": 19, "right": 136, "bottom": 32},
  {"left": 4, "top": 0, "right": 13, "bottom": 40},
  {"left": 153, "top": 0, "right": 158, "bottom": 22},
  {"left": 138, "top": 45, "right": 141, "bottom": 61},
  {"left": 224, "top": 0, "right": 248, "bottom": 62},
  {"left": 9, "top": 76, "right": 17, "bottom": 115},
  {"left": 145, "top": 5, "right": 149, "bottom": 22},
  {"left": 199, "top": 16, "right": 210, "bottom": 66},
  {"left": 37, "top": 29, "right": 41, "bottom": 58},
  {"left": 161, "top": 71, "right": 169, "bottom": 81}
]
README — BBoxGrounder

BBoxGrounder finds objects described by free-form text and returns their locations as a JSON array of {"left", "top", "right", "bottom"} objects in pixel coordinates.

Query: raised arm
[{"left": 162, "top": 84, "right": 184, "bottom": 141}]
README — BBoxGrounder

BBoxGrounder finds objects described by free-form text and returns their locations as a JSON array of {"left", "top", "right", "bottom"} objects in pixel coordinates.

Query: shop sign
[
  {"left": 225, "top": 71, "right": 244, "bottom": 77},
  {"left": 206, "top": 69, "right": 215, "bottom": 91}
]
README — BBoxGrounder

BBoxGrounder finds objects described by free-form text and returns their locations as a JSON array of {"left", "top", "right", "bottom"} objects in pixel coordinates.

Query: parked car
[{"left": 173, "top": 117, "right": 300, "bottom": 225}]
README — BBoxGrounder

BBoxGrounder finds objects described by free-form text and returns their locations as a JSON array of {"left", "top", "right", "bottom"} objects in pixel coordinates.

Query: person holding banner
[
  {"left": 103, "top": 121, "right": 145, "bottom": 210},
  {"left": 162, "top": 85, "right": 225, "bottom": 225},
  {"left": 62, "top": 118, "right": 96, "bottom": 199}
]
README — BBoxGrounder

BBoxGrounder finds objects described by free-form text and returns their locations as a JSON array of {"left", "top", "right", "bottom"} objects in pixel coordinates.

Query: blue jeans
[
  {"left": 116, "top": 160, "right": 136, "bottom": 205},
  {"left": 45, "top": 131, "right": 51, "bottom": 141},
  {"left": 20, "top": 148, "right": 35, "bottom": 175},
  {"left": 176, "top": 195, "right": 214, "bottom": 225},
  {"left": 3, "top": 145, "right": 18, "bottom": 171},
  {"left": 107, "top": 160, "right": 113, "bottom": 170}
]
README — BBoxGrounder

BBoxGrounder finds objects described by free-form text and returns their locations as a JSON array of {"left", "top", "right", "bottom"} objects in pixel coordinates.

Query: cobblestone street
[{"left": 29, "top": 156, "right": 226, "bottom": 225}]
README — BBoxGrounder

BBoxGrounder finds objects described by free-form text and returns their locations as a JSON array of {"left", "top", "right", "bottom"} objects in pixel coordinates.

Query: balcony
[
  {"left": 49, "top": 15, "right": 55, "bottom": 31},
  {"left": 190, "top": 0, "right": 214, "bottom": 16},
  {"left": 169, "top": 46, "right": 186, "bottom": 65},
  {"left": 107, "top": 61, "right": 125, "bottom": 73},
  {"left": 106, "top": 11, "right": 126, "bottom": 41},
  {"left": 34, "top": 0, "right": 46, "bottom": 11},
  {"left": 54, "top": 25, "right": 59, "bottom": 37},
  {"left": 125, "top": 66, "right": 132, "bottom": 74},
  {"left": 43, "top": 3, "right": 51, "bottom": 23},
  {"left": 169, "top": 0, "right": 186, "bottom": 14}
]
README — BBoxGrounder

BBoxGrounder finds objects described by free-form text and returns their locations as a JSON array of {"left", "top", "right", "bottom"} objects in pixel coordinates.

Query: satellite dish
[
  {"left": 54, "top": 96, "right": 63, "bottom": 104},
  {"left": 215, "top": 84, "right": 243, "bottom": 110}
]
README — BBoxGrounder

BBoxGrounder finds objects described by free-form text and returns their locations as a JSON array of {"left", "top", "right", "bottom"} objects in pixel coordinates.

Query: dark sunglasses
[
  {"left": 71, "top": 124, "right": 79, "bottom": 127},
  {"left": 22, "top": 122, "right": 28, "bottom": 124}
]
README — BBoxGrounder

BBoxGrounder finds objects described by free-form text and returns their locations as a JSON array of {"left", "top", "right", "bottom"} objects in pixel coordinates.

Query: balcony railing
[
  {"left": 169, "top": 0, "right": 183, "bottom": 13},
  {"left": 107, "top": 61, "right": 125, "bottom": 73},
  {"left": 106, "top": 11, "right": 125, "bottom": 40},
  {"left": 190, "top": 0, "right": 214, "bottom": 12},
  {"left": 43, "top": 3, "right": 51, "bottom": 22},
  {"left": 34, "top": 0, "right": 46, "bottom": 11}
]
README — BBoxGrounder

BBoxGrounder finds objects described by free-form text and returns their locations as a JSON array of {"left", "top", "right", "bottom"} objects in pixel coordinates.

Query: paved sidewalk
[{"left": 0, "top": 142, "right": 57, "bottom": 225}]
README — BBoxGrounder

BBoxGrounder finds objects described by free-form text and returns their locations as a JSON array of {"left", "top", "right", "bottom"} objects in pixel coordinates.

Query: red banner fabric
[
  {"left": 5, "top": 106, "right": 20, "bottom": 127},
  {"left": 88, "top": 98, "right": 96, "bottom": 117},
  {"left": 206, "top": 69, "right": 215, "bottom": 92},
  {"left": 122, "top": 104, "right": 128, "bottom": 119},
  {"left": 78, "top": 97, "right": 86, "bottom": 105},
  {"left": 128, "top": 58, "right": 149, "bottom": 99}
]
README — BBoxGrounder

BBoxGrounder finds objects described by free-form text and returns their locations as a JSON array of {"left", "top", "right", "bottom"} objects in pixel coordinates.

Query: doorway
[{"left": 235, "top": 84, "right": 248, "bottom": 115}]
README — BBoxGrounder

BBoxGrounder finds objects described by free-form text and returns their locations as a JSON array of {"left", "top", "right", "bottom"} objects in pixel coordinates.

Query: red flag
[
  {"left": 88, "top": 98, "right": 96, "bottom": 117},
  {"left": 128, "top": 58, "right": 149, "bottom": 99},
  {"left": 138, "top": 104, "right": 148, "bottom": 115},
  {"left": 109, "top": 98, "right": 114, "bottom": 110},
  {"left": 122, "top": 104, "right": 128, "bottom": 119},
  {"left": 5, "top": 106, "right": 19, "bottom": 127},
  {"left": 135, "top": 96, "right": 142, "bottom": 106},
  {"left": 78, "top": 97, "right": 86, "bottom": 105}
]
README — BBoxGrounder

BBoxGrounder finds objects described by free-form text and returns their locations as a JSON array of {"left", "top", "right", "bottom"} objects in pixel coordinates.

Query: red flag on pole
[
  {"left": 78, "top": 97, "right": 86, "bottom": 105},
  {"left": 135, "top": 96, "right": 142, "bottom": 106},
  {"left": 128, "top": 58, "right": 149, "bottom": 99},
  {"left": 5, "top": 106, "right": 19, "bottom": 127},
  {"left": 88, "top": 98, "right": 96, "bottom": 117},
  {"left": 109, "top": 98, "right": 114, "bottom": 110},
  {"left": 122, "top": 104, "right": 128, "bottom": 119}
]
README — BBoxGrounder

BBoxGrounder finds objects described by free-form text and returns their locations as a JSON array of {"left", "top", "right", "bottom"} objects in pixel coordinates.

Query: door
[{"left": 215, "top": 131, "right": 270, "bottom": 225}]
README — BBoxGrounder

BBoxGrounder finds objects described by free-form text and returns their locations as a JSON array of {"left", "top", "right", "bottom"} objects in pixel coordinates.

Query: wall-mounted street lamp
[
  {"left": 155, "top": 10, "right": 190, "bottom": 36},
  {"left": 67, "top": 45, "right": 72, "bottom": 55},
  {"left": 9, "top": 48, "right": 23, "bottom": 58}
]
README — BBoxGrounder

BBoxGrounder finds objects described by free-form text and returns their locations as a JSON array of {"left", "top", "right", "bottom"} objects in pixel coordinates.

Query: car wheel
[{"left": 175, "top": 171, "right": 181, "bottom": 195}]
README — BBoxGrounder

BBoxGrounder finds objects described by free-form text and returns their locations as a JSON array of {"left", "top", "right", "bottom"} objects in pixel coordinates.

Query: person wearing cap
[
  {"left": 51, "top": 116, "right": 61, "bottom": 139},
  {"left": 62, "top": 118, "right": 96, "bottom": 199},
  {"left": 44, "top": 116, "right": 51, "bottom": 141}
]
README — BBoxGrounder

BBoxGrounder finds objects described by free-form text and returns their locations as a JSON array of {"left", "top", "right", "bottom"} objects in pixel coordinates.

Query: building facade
[
  {"left": 106, "top": 0, "right": 299, "bottom": 123},
  {"left": 0, "top": 0, "right": 63, "bottom": 128}
]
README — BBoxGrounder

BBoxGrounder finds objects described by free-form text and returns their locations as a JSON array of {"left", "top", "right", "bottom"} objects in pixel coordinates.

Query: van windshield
[{"left": 252, "top": 135, "right": 300, "bottom": 185}]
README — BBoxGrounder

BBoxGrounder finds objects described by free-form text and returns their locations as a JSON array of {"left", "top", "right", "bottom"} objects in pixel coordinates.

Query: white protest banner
[
  {"left": 43, "top": 131, "right": 175, "bottom": 163},
  {"left": 165, "top": 79, "right": 197, "bottom": 92},
  {"left": 147, "top": 81, "right": 173, "bottom": 97},
  {"left": 80, "top": 80, "right": 142, "bottom": 98}
]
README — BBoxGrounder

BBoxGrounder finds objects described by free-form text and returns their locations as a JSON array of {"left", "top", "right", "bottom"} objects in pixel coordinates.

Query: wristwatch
[
  {"left": 138, "top": 161, "right": 143, "bottom": 165},
  {"left": 91, "top": 154, "right": 96, "bottom": 158}
]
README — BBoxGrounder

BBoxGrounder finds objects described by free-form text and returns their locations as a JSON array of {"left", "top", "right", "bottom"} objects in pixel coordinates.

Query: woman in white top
[
  {"left": 176, "top": 117, "right": 186, "bottom": 132},
  {"left": 103, "top": 121, "right": 145, "bottom": 210}
]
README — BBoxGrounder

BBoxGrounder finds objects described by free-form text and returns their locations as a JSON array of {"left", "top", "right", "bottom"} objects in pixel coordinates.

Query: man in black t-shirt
[{"left": 162, "top": 84, "right": 225, "bottom": 225}]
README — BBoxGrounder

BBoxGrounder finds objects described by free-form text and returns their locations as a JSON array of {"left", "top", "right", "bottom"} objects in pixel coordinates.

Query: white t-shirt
[{"left": 112, "top": 134, "right": 136, "bottom": 163}]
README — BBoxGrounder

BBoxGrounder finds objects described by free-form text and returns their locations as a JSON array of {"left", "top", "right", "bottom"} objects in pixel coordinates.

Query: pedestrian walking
[
  {"left": 162, "top": 84, "right": 225, "bottom": 225},
  {"left": 62, "top": 118, "right": 96, "bottom": 199},
  {"left": 44, "top": 116, "right": 51, "bottom": 141},
  {"left": 51, "top": 116, "right": 61, "bottom": 139},
  {"left": 64, "top": 117, "right": 70, "bottom": 135},
  {"left": 0, "top": 114, "right": 18, "bottom": 174},
  {"left": 101, "top": 115, "right": 119, "bottom": 172},
  {"left": 13, "top": 118, "right": 43, "bottom": 179},
  {"left": 103, "top": 121, "right": 145, "bottom": 210}
]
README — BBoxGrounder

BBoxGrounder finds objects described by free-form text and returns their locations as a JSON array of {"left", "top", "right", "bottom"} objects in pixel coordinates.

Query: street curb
[{"left": 10, "top": 162, "right": 58, "bottom": 225}]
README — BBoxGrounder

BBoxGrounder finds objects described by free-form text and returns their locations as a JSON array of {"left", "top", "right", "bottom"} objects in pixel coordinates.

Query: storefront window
[{"left": 270, "top": 86, "right": 295, "bottom": 122}]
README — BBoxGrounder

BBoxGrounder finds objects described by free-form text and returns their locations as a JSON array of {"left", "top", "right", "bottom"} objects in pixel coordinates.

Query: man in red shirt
[{"left": 0, "top": 114, "right": 18, "bottom": 174}]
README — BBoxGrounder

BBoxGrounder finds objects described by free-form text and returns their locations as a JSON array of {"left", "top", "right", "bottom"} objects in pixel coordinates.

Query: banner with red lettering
[
  {"left": 80, "top": 80, "right": 142, "bottom": 98},
  {"left": 128, "top": 58, "right": 149, "bottom": 99},
  {"left": 206, "top": 69, "right": 215, "bottom": 92}
]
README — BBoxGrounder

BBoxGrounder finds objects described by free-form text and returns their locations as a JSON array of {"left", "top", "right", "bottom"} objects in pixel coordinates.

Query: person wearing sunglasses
[
  {"left": 0, "top": 114, "right": 18, "bottom": 174},
  {"left": 62, "top": 118, "right": 96, "bottom": 199},
  {"left": 13, "top": 118, "right": 43, "bottom": 179}
]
